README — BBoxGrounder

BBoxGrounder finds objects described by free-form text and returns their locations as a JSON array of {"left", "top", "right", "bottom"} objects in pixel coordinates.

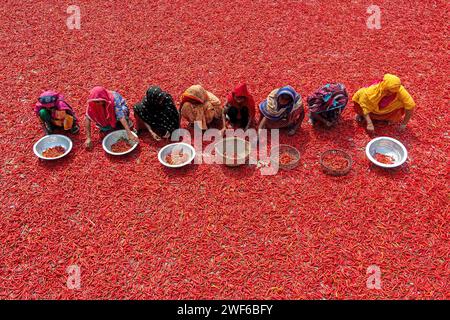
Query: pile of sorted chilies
[{"left": 34, "top": 74, "right": 415, "bottom": 153}]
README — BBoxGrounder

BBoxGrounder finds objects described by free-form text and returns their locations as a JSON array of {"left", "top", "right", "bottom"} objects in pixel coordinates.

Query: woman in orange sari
[
  {"left": 179, "top": 85, "right": 222, "bottom": 130},
  {"left": 352, "top": 74, "right": 416, "bottom": 132}
]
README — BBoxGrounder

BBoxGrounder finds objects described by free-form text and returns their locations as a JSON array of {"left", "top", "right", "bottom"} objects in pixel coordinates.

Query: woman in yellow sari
[
  {"left": 179, "top": 85, "right": 222, "bottom": 130},
  {"left": 352, "top": 74, "right": 415, "bottom": 132}
]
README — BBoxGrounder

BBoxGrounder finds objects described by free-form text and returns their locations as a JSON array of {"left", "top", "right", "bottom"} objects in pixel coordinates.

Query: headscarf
[
  {"left": 143, "top": 86, "right": 165, "bottom": 108},
  {"left": 34, "top": 90, "right": 74, "bottom": 115},
  {"left": 179, "top": 85, "right": 222, "bottom": 130},
  {"left": 180, "top": 85, "right": 208, "bottom": 106},
  {"left": 226, "top": 83, "right": 255, "bottom": 118},
  {"left": 352, "top": 74, "right": 415, "bottom": 115},
  {"left": 86, "top": 86, "right": 117, "bottom": 128},
  {"left": 133, "top": 86, "right": 180, "bottom": 136},
  {"left": 366, "top": 74, "right": 401, "bottom": 102},
  {"left": 307, "top": 83, "right": 348, "bottom": 114},
  {"left": 259, "top": 86, "right": 302, "bottom": 121}
]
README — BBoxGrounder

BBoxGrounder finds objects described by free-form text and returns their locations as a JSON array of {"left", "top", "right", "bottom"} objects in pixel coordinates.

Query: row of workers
[{"left": 33, "top": 73, "right": 416, "bottom": 148}]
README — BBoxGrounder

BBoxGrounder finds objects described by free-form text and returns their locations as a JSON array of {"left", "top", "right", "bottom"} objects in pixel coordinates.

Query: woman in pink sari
[
  {"left": 34, "top": 90, "right": 79, "bottom": 135},
  {"left": 85, "top": 86, "right": 137, "bottom": 149}
]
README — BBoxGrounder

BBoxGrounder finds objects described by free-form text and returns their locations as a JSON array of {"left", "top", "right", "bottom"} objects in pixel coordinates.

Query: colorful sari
[
  {"left": 87, "top": 86, "right": 132, "bottom": 131},
  {"left": 307, "top": 83, "right": 348, "bottom": 123},
  {"left": 259, "top": 86, "right": 304, "bottom": 129},
  {"left": 34, "top": 91, "right": 77, "bottom": 131}
]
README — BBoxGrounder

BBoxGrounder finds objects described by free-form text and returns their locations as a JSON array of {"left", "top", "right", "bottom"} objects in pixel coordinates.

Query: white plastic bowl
[
  {"left": 366, "top": 136, "right": 408, "bottom": 168},
  {"left": 215, "top": 137, "right": 251, "bottom": 167},
  {"left": 102, "top": 130, "right": 139, "bottom": 156},
  {"left": 158, "top": 142, "right": 196, "bottom": 168},
  {"left": 33, "top": 134, "right": 73, "bottom": 160}
]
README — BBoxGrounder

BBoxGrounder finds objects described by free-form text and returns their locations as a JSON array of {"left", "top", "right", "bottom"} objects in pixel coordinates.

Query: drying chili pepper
[
  {"left": 42, "top": 146, "right": 65, "bottom": 158},
  {"left": 375, "top": 153, "right": 395, "bottom": 164},
  {"left": 165, "top": 152, "right": 188, "bottom": 165},
  {"left": 279, "top": 152, "right": 296, "bottom": 165},
  {"left": 2, "top": 0, "right": 447, "bottom": 301},
  {"left": 322, "top": 154, "right": 349, "bottom": 171},
  {"left": 111, "top": 138, "right": 132, "bottom": 153}
]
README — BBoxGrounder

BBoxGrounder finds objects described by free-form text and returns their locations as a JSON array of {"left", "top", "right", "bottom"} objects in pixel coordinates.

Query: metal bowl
[
  {"left": 102, "top": 130, "right": 139, "bottom": 156},
  {"left": 215, "top": 137, "right": 251, "bottom": 167},
  {"left": 33, "top": 134, "right": 73, "bottom": 160},
  {"left": 366, "top": 137, "right": 408, "bottom": 168},
  {"left": 270, "top": 144, "right": 300, "bottom": 170},
  {"left": 158, "top": 142, "right": 196, "bottom": 168}
]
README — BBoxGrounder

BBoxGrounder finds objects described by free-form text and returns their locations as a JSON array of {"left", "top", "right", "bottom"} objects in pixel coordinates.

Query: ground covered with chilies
[{"left": 0, "top": 0, "right": 448, "bottom": 299}]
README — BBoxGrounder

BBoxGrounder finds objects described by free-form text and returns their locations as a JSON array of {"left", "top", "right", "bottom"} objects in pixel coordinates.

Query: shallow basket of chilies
[
  {"left": 320, "top": 149, "right": 352, "bottom": 176},
  {"left": 270, "top": 144, "right": 301, "bottom": 170}
]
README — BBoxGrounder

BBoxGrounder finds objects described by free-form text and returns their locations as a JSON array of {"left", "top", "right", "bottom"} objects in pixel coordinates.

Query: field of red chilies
[{"left": 0, "top": 0, "right": 448, "bottom": 300}]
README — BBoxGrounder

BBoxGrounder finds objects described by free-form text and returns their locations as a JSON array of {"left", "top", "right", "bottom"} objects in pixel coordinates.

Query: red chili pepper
[
  {"left": 42, "top": 146, "right": 65, "bottom": 158},
  {"left": 322, "top": 154, "right": 349, "bottom": 171},
  {"left": 111, "top": 138, "right": 132, "bottom": 153},
  {"left": 279, "top": 152, "right": 296, "bottom": 165},
  {"left": 374, "top": 153, "right": 395, "bottom": 164},
  {"left": 1, "top": 0, "right": 446, "bottom": 301}
]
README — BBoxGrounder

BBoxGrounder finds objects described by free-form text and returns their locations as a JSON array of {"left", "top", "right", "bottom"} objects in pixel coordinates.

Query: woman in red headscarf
[
  {"left": 222, "top": 83, "right": 255, "bottom": 132},
  {"left": 85, "top": 86, "right": 137, "bottom": 149}
]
